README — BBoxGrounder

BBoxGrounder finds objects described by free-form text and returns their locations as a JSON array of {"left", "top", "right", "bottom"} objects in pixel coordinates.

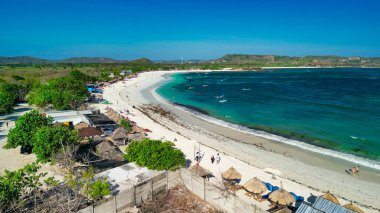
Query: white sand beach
[{"left": 101, "top": 71, "right": 380, "bottom": 212}]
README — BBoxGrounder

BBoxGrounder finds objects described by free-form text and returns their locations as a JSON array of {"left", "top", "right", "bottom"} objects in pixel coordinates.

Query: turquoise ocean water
[{"left": 156, "top": 68, "right": 380, "bottom": 167}]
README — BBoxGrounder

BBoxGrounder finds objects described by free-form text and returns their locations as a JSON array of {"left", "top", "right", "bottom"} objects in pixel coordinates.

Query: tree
[
  {"left": 33, "top": 125, "right": 79, "bottom": 163},
  {"left": 119, "top": 119, "right": 132, "bottom": 132},
  {"left": 0, "top": 83, "right": 18, "bottom": 114},
  {"left": 28, "top": 75, "right": 89, "bottom": 110},
  {"left": 5, "top": 110, "right": 52, "bottom": 149},
  {"left": 124, "top": 139, "right": 186, "bottom": 171},
  {"left": 0, "top": 163, "right": 53, "bottom": 212}
]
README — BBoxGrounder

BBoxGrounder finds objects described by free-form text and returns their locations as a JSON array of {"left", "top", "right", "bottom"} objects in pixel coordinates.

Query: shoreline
[
  {"left": 103, "top": 70, "right": 380, "bottom": 212},
  {"left": 154, "top": 85, "right": 380, "bottom": 171}
]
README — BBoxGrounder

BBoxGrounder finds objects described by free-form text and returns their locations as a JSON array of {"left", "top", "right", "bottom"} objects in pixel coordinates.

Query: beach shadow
[
  {"left": 345, "top": 169, "right": 352, "bottom": 176},
  {"left": 14, "top": 107, "right": 32, "bottom": 113},
  {"left": 307, "top": 194, "right": 317, "bottom": 204},
  {"left": 186, "top": 159, "right": 192, "bottom": 168},
  {"left": 4, "top": 116, "right": 19, "bottom": 121}
]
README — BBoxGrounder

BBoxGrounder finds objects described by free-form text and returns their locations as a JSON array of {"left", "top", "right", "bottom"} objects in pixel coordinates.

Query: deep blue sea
[{"left": 157, "top": 68, "right": 380, "bottom": 165}]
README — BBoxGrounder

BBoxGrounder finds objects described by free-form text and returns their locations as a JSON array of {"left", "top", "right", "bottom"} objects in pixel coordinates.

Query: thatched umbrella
[
  {"left": 274, "top": 208, "right": 292, "bottom": 213},
  {"left": 189, "top": 164, "right": 212, "bottom": 178},
  {"left": 269, "top": 182, "right": 295, "bottom": 206},
  {"left": 222, "top": 167, "right": 242, "bottom": 180},
  {"left": 243, "top": 177, "right": 267, "bottom": 194},
  {"left": 321, "top": 191, "right": 340, "bottom": 205},
  {"left": 343, "top": 203, "right": 364, "bottom": 213}
]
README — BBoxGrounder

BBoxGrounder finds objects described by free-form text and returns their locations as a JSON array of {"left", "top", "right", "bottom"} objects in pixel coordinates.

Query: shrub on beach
[
  {"left": 119, "top": 119, "right": 132, "bottom": 133},
  {"left": 5, "top": 110, "right": 53, "bottom": 149},
  {"left": 124, "top": 139, "right": 186, "bottom": 171}
]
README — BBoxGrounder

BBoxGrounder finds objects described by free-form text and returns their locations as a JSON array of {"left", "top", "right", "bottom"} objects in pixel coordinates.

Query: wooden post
[
  {"left": 166, "top": 171, "right": 169, "bottom": 191},
  {"left": 254, "top": 204, "right": 257, "bottom": 213},
  {"left": 151, "top": 178, "right": 154, "bottom": 198},
  {"left": 114, "top": 196, "right": 117, "bottom": 213},
  {"left": 133, "top": 186, "right": 136, "bottom": 206},
  {"left": 203, "top": 178, "right": 206, "bottom": 201}
]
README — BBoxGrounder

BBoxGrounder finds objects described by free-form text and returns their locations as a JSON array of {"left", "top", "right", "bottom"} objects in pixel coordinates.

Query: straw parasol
[
  {"left": 269, "top": 182, "right": 295, "bottom": 206},
  {"left": 343, "top": 203, "right": 364, "bottom": 213},
  {"left": 222, "top": 166, "right": 242, "bottom": 180},
  {"left": 321, "top": 191, "right": 340, "bottom": 205},
  {"left": 188, "top": 164, "right": 212, "bottom": 178},
  {"left": 274, "top": 208, "right": 292, "bottom": 213},
  {"left": 242, "top": 177, "right": 267, "bottom": 194}
]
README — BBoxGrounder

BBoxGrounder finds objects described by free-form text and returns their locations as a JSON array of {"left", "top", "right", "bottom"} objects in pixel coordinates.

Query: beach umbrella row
[{"left": 321, "top": 192, "right": 364, "bottom": 213}]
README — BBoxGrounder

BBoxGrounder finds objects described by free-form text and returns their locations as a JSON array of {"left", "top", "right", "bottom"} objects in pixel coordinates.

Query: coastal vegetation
[
  {"left": 119, "top": 119, "right": 132, "bottom": 132},
  {"left": 0, "top": 163, "right": 56, "bottom": 212},
  {"left": 5, "top": 110, "right": 80, "bottom": 163},
  {"left": 33, "top": 125, "right": 79, "bottom": 162},
  {"left": 27, "top": 70, "right": 90, "bottom": 110},
  {"left": 124, "top": 139, "right": 186, "bottom": 171},
  {"left": 5, "top": 110, "right": 53, "bottom": 149}
]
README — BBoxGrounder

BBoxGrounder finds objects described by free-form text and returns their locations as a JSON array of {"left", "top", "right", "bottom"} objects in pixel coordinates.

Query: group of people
[
  {"left": 210, "top": 153, "right": 221, "bottom": 164},
  {"left": 350, "top": 165, "right": 360, "bottom": 176},
  {"left": 194, "top": 151, "right": 221, "bottom": 165}
]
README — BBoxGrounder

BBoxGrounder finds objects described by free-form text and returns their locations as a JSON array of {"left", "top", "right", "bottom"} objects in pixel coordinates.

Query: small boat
[
  {"left": 188, "top": 86, "right": 194, "bottom": 90},
  {"left": 216, "top": 95, "right": 224, "bottom": 99},
  {"left": 242, "top": 88, "right": 251, "bottom": 91},
  {"left": 219, "top": 99, "right": 227, "bottom": 103},
  {"left": 202, "top": 84, "right": 208, "bottom": 87}
]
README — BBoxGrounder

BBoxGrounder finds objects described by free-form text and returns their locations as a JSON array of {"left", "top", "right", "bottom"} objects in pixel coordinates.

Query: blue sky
[{"left": 1, "top": 0, "right": 380, "bottom": 60}]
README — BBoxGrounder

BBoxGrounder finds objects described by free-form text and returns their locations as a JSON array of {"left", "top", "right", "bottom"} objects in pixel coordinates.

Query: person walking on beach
[
  {"left": 216, "top": 153, "right": 221, "bottom": 164},
  {"left": 211, "top": 155, "right": 215, "bottom": 164},
  {"left": 6, "top": 122, "right": 8, "bottom": 128},
  {"left": 351, "top": 166, "right": 357, "bottom": 176},
  {"left": 355, "top": 166, "right": 360, "bottom": 175}
]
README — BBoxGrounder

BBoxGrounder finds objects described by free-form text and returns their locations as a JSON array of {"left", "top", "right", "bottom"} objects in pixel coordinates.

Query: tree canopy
[
  {"left": 0, "top": 163, "right": 52, "bottom": 211},
  {"left": 124, "top": 139, "right": 186, "bottom": 171},
  {"left": 0, "top": 83, "right": 18, "bottom": 114},
  {"left": 5, "top": 110, "right": 53, "bottom": 148},
  {"left": 28, "top": 71, "right": 89, "bottom": 110},
  {"left": 33, "top": 125, "right": 79, "bottom": 163}
]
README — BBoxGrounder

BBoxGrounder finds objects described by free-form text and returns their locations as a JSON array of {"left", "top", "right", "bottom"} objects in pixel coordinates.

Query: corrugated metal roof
[
  {"left": 45, "top": 110, "right": 92, "bottom": 118},
  {"left": 296, "top": 203, "right": 323, "bottom": 213},
  {"left": 312, "top": 197, "right": 355, "bottom": 213}
]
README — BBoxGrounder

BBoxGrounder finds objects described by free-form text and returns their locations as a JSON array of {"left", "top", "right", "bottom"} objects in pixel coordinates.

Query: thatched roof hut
[
  {"left": 242, "top": 177, "right": 267, "bottom": 194},
  {"left": 222, "top": 167, "right": 242, "bottom": 180},
  {"left": 74, "top": 122, "right": 90, "bottom": 130},
  {"left": 126, "top": 133, "right": 145, "bottom": 142},
  {"left": 343, "top": 203, "right": 364, "bottom": 213},
  {"left": 78, "top": 127, "right": 103, "bottom": 138},
  {"left": 95, "top": 141, "right": 124, "bottom": 161},
  {"left": 131, "top": 125, "right": 144, "bottom": 133},
  {"left": 111, "top": 127, "right": 128, "bottom": 140},
  {"left": 269, "top": 183, "right": 295, "bottom": 206},
  {"left": 321, "top": 191, "right": 340, "bottom": 205},
  {"left": 188, "top": 164, "right": 212, "bottom": 177}
]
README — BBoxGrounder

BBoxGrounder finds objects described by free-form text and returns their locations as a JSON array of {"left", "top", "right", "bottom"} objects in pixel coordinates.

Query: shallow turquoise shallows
[{"left": 157, "top": 68, "right": 380, "bottom": 161}]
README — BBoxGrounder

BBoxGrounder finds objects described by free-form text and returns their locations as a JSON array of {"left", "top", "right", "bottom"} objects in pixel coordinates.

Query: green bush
[
  {"left": 0, "top": 163, "right": 51, "bottom": 211},
  {"left": 32, "top": 125, "right": 79, "bottom": 163},
  {"left": 89, "top": 179, "right": 111, "bottom": 200},
  {"left": 119, "top": 119, "right": 132, "bottom": 132},
  {"left": 5, "top": 110, "right": 53, "bottom": 148},
  {"left": 124, "top": 139, "right": 185, "bottom": 171}
]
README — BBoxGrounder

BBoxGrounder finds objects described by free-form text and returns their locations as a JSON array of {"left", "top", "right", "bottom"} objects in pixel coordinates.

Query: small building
[
  {"left": 45, "top": 110, "right": 93, "bottom": 126},
  {"left": 78, "top": 127, "right": 103, "bottom": 138},
  {"left": 120, "top": 70, "right": 132, "bottom": 76},
  {"left": 86, "top": 113, "right": 117, "bottom": 134}
]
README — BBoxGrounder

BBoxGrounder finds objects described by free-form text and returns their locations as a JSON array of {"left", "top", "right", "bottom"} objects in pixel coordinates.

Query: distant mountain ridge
[
  {"left": 1, "top": 55, "right": 380, "bottom": 67},
  {"left": 0, "top": 56, "right": 151, "bottom": 65}
]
